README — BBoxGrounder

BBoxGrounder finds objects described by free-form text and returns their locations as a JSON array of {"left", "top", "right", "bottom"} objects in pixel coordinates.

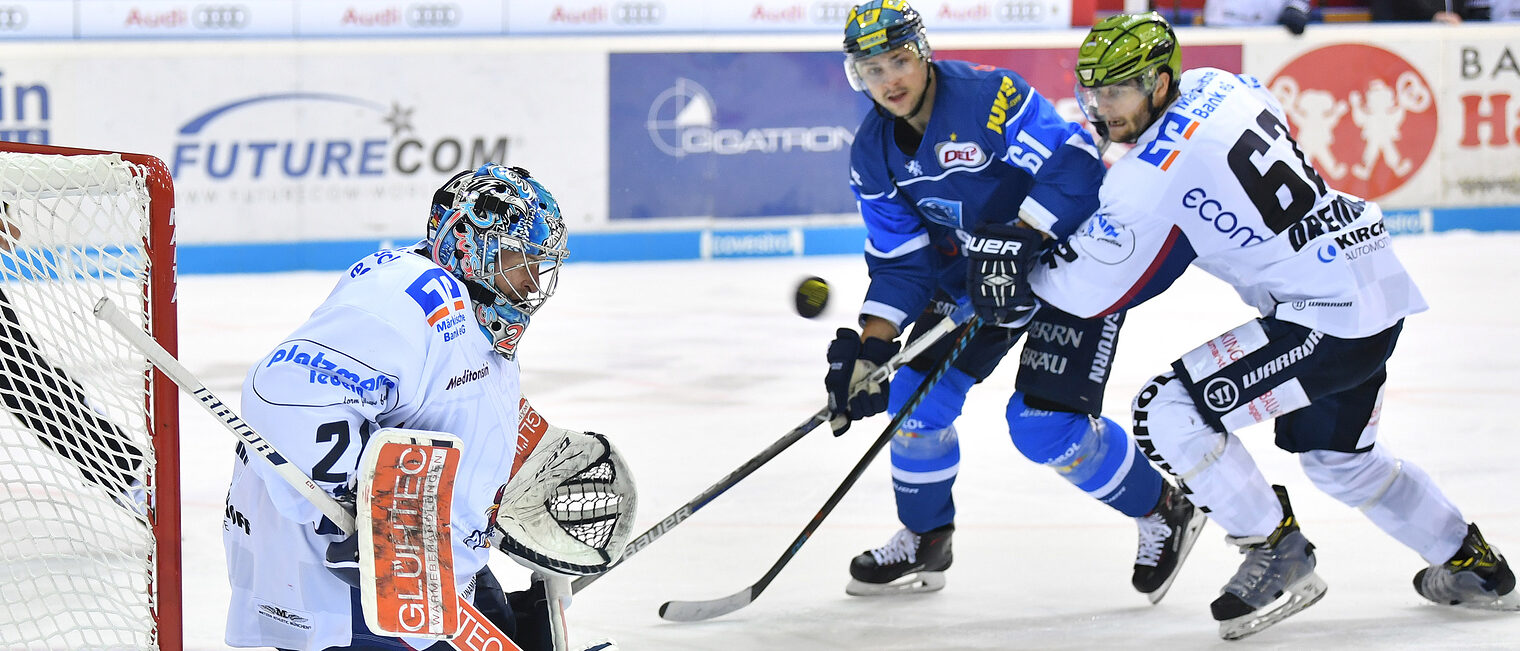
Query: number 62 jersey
[{"left": 1031, "top": 67, "right": 1427, "bottom": 340}]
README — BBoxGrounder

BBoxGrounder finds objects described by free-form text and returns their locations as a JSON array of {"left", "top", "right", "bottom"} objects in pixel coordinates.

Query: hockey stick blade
[
  {"left": 657, "top": 316, "right": 984, "bottom": 622},
  {"left": 658, "top": 587, "right": 753, "bottom": 622},
  {"left": 572, "top": 303, "right": 974, "bottom": 595}
]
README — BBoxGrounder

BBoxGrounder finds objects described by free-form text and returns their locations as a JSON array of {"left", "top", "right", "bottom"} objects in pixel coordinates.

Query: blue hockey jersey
[{"left": 850, "top": 59, "right": 1105, "bottom": 332}]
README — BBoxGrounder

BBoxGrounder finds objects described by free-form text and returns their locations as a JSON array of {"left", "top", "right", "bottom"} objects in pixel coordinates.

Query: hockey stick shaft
[
  {"left": 657, "top": 315, "right": 985, "bottom": 622},
  {"left": 571, "top": 302, "right": 973, "bottom": 594},
  {"left": 93, "top": 297, "right": 357, "bottom": 535},
  {"left": 96, "top": 297, "right": 542, "bottom": 649}
]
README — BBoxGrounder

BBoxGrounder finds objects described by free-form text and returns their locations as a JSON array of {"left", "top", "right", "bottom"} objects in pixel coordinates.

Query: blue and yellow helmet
[{"left": 842, "top": 0, "right": 931, "bottom": 91}]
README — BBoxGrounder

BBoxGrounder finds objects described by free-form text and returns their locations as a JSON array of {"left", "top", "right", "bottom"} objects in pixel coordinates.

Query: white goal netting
[{"left": 0, "top": 149, "right": 178, "bottom": 651}]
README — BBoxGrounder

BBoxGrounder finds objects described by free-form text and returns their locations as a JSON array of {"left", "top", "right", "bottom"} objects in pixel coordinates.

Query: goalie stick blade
[{"left": 657, "top": 588, "right": 755, "bottom": 622}]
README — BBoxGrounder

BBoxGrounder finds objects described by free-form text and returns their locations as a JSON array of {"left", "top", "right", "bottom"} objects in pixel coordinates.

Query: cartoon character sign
[{"left": 1269, "top": 44, "right": 1437, "bottom": 201}]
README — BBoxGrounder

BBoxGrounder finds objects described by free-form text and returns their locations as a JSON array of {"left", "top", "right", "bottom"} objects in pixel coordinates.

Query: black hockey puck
[{"left": 794, "top": 276, "right": 829, "bottom": 319}]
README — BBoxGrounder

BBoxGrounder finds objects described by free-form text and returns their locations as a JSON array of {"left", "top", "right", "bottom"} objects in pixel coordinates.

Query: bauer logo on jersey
[
  {"left": 1071, "top": 213, "right": 1135, "bottom": 265},
  {"left": 251, "top": 340, "right": 398, "bottom": 409},
  {"left": 935, "top": 140, "right": 986, "bottom": 169},
  {"left": 1137, "top": 113, "right": 1199, "bottom": 171}
]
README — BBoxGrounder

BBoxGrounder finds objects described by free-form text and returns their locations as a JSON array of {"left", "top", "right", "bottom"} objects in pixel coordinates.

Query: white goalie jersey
[
  {"left": 223, "top": 248, "right": 523, "bottom": 651},
  {"left": 1032, "top": 68, "right": 1427, "bottom": 339}
]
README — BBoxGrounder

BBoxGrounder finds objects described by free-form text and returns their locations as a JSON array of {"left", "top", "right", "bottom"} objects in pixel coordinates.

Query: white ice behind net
[{"left": 0, "top": 153, "right": 162, "bottom": 650}]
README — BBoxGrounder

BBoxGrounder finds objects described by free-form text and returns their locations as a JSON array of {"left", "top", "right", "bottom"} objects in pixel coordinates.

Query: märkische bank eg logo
[{"left": 1268, "top": 44, "right": 1436, "bottom": 201}]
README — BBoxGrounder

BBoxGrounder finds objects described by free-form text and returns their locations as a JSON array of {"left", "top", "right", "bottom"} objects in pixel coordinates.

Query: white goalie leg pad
[
  {"left": 491, "top": 426, "right": 638, "bottom": 577},
  {"left": 1300, "top": 448, "right": 1468, "bottom": 564},
  {"left": 1134, "top": 372, "right": 1281, "bottom": 537}
]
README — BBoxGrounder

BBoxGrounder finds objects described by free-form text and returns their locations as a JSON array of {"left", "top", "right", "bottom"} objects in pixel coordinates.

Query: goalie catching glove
[
  {"left": 490, "top": 426, "right": 638, "bottom": 577},
  {"left": 966, "top": 222, "right": 1043, "bottom": 328},
  {"left": 825, "top": 329, "right": 900, "bottom": 436}
]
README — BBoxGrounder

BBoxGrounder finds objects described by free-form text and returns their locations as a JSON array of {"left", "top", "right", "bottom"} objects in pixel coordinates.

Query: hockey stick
[
  {"left": 93, "top": 297, "right": 358, "bottom": 533},
  {"left": 657, "top": 314, "right": 985, "bottom": 622},
  {"left": 570, "top": 302, "right": 974, "bottom": 595},
  {"left": 94, "top": 298, "right": 548, "bottom": 651}
]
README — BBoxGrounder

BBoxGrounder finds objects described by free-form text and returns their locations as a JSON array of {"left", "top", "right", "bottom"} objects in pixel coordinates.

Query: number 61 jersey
[{"left": 1031, "top": 67, "right": 1427, "bottom": 339}]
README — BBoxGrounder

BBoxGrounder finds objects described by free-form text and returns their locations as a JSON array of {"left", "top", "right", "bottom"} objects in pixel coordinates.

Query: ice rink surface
[{"left": 173, "top": 232, "right": 1520, "bottom": 650}]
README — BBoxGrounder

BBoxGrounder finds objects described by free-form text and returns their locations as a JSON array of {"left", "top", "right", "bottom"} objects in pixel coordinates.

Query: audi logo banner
[
  {"left": 506, "top": 0, "right": 1072, "bottom": 34},
  {"left": 5, "top": 0, "right": 1082, "bottom": 38},
  {"left": 0, "top": 1, "right": 68, "bottom": 37}
]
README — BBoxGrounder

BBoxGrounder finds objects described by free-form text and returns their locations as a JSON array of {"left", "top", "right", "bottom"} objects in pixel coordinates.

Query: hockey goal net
[{"left": 0, "top": 141, "right": 181, "bottom": 651}]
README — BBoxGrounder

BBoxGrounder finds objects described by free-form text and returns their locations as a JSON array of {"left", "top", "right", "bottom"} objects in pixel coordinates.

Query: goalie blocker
[{"left": 356, "top": 403, "right": 637, "bottom": 651}]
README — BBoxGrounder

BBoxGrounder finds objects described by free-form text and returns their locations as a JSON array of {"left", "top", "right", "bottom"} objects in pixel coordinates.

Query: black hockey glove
[
  {"left": 966, "top": 223, "right": 1043, "bottom": 328},
  {"left": 1279, "top": 0, "right": 1310, "bottom": 35},
  {"left": 318, "top": 479, "right": 360, "bottom": 588},
  {"left": 322, "top": 533, "right": 361, "bottom": 589},
  {"left": 825, "top": 328, "right": 899, "bottom": 436},
  {"left": 472, "top": 567, "right": 554, "bottom": 651}
]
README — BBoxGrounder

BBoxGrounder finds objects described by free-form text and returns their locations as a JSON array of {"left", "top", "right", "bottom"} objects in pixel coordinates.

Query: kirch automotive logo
[
  {"left": 193, "top": 5, "right": 248, "bottom": 29},
  {"left": 0, "top": 5, "right": 26, "bottom": 30},
  {"left": 408, "top": 3, "right": 460, "bottom": 27},
  {"left": 614, "top": 2, "right": 664, "bottom": 24}
]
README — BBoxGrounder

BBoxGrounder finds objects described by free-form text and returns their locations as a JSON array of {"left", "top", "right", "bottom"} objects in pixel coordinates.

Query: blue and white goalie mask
[{"left": 426, "top": 164, "right": 568, "bottom": 359}]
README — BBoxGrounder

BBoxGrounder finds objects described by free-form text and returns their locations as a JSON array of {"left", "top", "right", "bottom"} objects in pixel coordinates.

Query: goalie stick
[
  {"left": 93, "top": 297, "right": 357, "bottom": 533},
  {"left": 658, "top": 314, "right": 985, "bottom": 622},
  {"left": 570, "top": 301, "right": 974, "bottom": 594},
  {"left": 93, "top": 298, "right": 553, "bottom": 651}
]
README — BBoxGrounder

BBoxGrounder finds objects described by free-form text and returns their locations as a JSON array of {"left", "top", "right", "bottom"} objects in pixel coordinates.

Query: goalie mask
[
  {"left": 489, "top": 428, "right": 637, "bottom": 576},
  {"left": 426, "top": 164, "right": 568, "bottom": 360}
]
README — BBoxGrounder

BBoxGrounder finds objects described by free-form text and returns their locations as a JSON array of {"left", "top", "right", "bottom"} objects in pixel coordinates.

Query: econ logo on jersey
[{"left": 1137, "top": 113, "right": 1199, "bottom": 171}]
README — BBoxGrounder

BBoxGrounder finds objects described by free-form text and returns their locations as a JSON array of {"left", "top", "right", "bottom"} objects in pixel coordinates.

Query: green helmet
[
  {"left": 842, "top": 0, "right": 932, "bottom": 91},
  {"left": 1075, "top": 12, "right": 1180, "bottom": 89}
]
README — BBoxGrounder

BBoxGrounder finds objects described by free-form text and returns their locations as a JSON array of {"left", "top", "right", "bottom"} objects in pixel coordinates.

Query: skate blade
[
  {"left": 1438, "top": 590, "right": 1520, "bottom": 612},
  {"left": 845, "top": 571, "right": 946, "bottom": 596},
  {"left": 1217, "top": 572, "right": 1328, "bottom": 641},
  {"left": 1144, "top": 508, "right": 1209, "bottom": 605}
]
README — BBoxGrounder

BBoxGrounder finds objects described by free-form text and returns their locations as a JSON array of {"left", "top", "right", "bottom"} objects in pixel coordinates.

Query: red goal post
[{"left": 0, "top": 141, "right": 181, "bottom": 651}]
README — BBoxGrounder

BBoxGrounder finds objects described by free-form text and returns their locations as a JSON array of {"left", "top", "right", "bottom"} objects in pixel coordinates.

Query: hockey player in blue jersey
[{"left": 822, "top": 0, "right": 1205, "bottom": 603}]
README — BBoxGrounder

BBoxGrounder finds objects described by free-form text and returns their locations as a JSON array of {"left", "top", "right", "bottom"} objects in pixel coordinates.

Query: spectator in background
[
  {"left": 1204, "top": 0, "right": 1314, "bottom": 34},
  {"left": 1477, "top": 0, "right": 1520, "bottom": 19},
  {"left": 1370, "top": 0, "right": 1485, "bottom": 22}
]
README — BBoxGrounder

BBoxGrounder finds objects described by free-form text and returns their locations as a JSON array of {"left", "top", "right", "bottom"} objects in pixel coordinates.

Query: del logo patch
[{"left": 935, "top": 140, "right": 986, "bottom": 168}]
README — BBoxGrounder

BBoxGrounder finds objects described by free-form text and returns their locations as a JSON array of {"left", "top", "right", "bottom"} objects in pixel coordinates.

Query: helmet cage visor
[
  {"left": 484, "top": 225, "right": 566, "bottom": 318},
  {"left": 845, "top": 41, "right": 928, "bottom": 92},
  {"left": 1073, "top": 67, "right": 1158, "bottom": 125}
]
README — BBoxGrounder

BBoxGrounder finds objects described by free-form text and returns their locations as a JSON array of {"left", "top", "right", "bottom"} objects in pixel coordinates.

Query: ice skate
[
  {"left": 1414, "top": 523, "right": 1520, "bottom": 611},
  {"left": 1211, "top": 485, "right": 1328, "bottom": 641},
  {"left": 845, "top": 524, "right": 953, "bottom": 596},
  {"left": 1132, "top": 480, "right": 1207, "bottom": 604}
]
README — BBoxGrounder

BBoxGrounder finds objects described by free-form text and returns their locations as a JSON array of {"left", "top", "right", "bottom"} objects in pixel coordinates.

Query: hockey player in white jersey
[
  {"left": 1024, "top": 12, "right": 1519, "bottom": 640},
  {"left": 223, "top": 164, "right": 629, "bottom": 651}
]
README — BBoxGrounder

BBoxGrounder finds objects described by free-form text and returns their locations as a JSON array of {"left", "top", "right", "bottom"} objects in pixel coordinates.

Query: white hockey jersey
[
  {"left": 1032, "top": 68, "right": 1427, "bottom": 339},
  {"left": 224, "top": 248, "right": 522, "bottom": 650}
]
